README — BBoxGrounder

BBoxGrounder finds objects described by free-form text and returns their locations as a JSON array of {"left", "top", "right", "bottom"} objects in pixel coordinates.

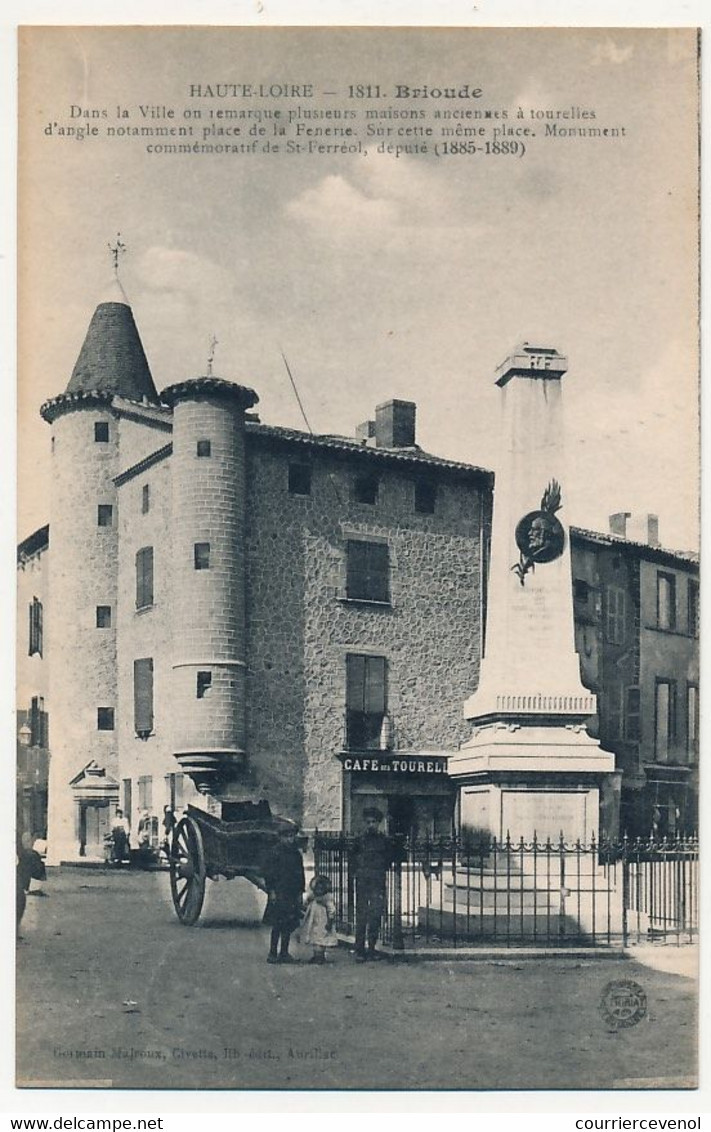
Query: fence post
[
  {"left": 621, "top": 834, "right": 629, "bottom": 948},
  {"left": 391, "top": 834, "right": 405, "bottom": 951}
]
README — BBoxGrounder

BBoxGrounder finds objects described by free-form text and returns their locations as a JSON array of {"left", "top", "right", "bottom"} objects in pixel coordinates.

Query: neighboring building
[
  {"left": 571, "top": 520, "right": 699, "bottom": 837},
  {"left": 17, "top": 277, "right": 698, "bottom": 860},
  {"left": 17, "top": 525, "right": 50, "bottom": 843}
]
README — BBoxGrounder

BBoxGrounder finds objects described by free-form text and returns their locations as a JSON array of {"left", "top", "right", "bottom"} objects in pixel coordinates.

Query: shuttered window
[
  {"left": 604, "top": 586, "right": 626, "bottom": 645},
  {"left": 138, "top": 775, "right": 153, "bottom": 810},
  {"left": 134, "top": 658, "right": 154, "bottom": 736},
  {"left": 346, "top": 653, "right": 387, "bottom": 750},
  {"left": 346, "top": 540, "right": 389, "bottom": 602},
  {"left": 657, "top": 572, "right": 676, "bottom": 630},
  {"left": 136, "top": 547, "right": 154, "bottom": 608},
  {"left": 654, "top": 679, "right": 676, "bottom": 762},
  {"left": 29, "top": 695, "right": 48, "bottom": 748}
]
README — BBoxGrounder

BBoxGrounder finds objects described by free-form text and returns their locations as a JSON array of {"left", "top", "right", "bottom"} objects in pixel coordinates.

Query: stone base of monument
[
  {"left": 416, "top": 856, "right": 624, "bottom": 943},
  {"left": 449, "top": 719, "right": 616, "bottom": 845}
]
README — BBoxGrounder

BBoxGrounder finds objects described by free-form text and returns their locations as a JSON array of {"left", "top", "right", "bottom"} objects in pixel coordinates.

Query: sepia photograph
[{"left": 14, "top": 21, "right": 700, "bottom": 1097}]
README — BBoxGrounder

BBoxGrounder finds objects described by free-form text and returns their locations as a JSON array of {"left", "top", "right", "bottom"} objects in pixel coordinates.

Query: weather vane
[
  {"left": 108, "top": 233, "right": 127, "bottom": 276},
  {"left": 207, "top": 335, "right": 218, "bottom": 377}
]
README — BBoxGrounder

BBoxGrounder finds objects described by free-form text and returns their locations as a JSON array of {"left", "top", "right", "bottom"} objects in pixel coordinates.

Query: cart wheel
[{"left": 170, "top": 816, "right": 206, "bottom": 926}]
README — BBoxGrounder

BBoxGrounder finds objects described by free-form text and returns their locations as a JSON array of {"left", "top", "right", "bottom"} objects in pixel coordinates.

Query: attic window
[
  {"left": 415, "top": 479, "right": 436, "bottom": 514},
  {"left": 353, "top": 474, "right": 379, "bottom": 505},
  {"left": 289, "top": 463, "right": 312, "bottom": 496},
  {"left": 95, "top": 422, "right": 109, "bottom": 443}
]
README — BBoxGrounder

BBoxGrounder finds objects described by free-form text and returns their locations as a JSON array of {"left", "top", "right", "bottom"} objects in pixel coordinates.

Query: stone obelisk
[{"left": 449, "top": 343, "right": 615, "bottom": 843}]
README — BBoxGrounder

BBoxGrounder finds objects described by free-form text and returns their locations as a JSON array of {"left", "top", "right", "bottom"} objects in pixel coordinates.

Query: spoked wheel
[{"left": 169, "top": 816, "right": 206, "bottom": 925}]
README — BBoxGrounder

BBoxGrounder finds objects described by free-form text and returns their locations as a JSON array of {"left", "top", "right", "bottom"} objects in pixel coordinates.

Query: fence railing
[{"left": 313, "top": 832, "right": 699, "bottom": 950}]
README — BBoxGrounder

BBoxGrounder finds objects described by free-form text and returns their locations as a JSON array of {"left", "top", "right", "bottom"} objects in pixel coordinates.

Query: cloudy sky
[{"left": 18, "top": 26, "right": 699, "bottom": 550}]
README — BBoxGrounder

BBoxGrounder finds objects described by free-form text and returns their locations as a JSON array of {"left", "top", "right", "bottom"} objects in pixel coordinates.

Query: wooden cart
[{"left": 169, "top": 801, "right": 297, "bottom": 925}]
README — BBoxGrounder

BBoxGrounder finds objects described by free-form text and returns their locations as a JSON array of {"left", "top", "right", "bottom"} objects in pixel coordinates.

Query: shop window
[
  {"left": 194, "top": 542, "right": 210, "bottom": 570},
  {"left": 346, "top": 540, "right": 389, "bottom": 603},
  {"left": 28, "top": 596, "right": 43, "bottom": 656},
  {"left": 94, "top": 421, "right": 109, "bottom": 443},
  {"left": 604, "top": 586, "right": 626, "bottom": 645},
  {"left": 687, "top": 578, "right": 699, "bottom": 637},
  {"left": 136, "top": 546, "right": 154, "bottom": 609},
  {"left": 134, "top": 658, "right": 154, "bottom": 737},
  {"left": 415, "top": 479, "right": 436, "bottom": 515},
  {"left": 346, "top": 653, "right": 387, "bottom": 750},
  {"left": 197, "top": 439, "right": 211, "bottom": 457},
  {"left": 288, "top": 463, "right": 312, "bottom": 496},
  {"left": 97, "top": 707, "right": 115, "bottom": 731},
  {"left": 352, "top": 473, "right": 379, "bottom": 505},
  {"left": 657, "top": 572, "right": 676, "bottom": 631},
  {"left": 142, "top": 484, "right": 150, "bottom": 514},
  {"left": 96, "top": 605, "right": 112, "bottom": 629},
  {"left": 138, "top": 775, "right": 153, "bottom": 811},
  {"left": 654, "top": 679, "right": 676, "bottom": 763},
  {"left": 97, "top": 504, "right": 113, "bottom": 528},
  {"left": 686, "top": 684, "right": 699, "bottom": 762},
  {"left": 625, "top": 687, "right": 641, "bottom": 743},
  {"left": 197, "top": 671, "right": 212, "bottom": 699}
]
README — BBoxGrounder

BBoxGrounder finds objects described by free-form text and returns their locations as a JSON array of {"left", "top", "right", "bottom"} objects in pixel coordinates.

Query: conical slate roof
[{"left": 66, "top": 280, "right": 159, "bottom": 403}]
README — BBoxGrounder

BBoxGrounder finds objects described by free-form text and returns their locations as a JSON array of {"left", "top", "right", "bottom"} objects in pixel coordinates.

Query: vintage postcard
[{"left": 15, "top": 24, "right": 700, "bottom": 1096}]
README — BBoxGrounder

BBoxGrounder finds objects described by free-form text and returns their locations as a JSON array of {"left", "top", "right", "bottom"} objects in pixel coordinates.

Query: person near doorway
[
  {"left": 110, "top": 809, "right": 130, "bottom": 864},
  {"left": 351, "top": 806, "right": 393, "bottom": 961},
  {"left": 262, "top": 825, "right": 305, "bottom": 964},
  {"left": 161, "top": 805, "right": 176, "bottom": 862}
]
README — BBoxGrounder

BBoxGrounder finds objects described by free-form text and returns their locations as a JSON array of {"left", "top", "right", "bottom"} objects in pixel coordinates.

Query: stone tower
[
  {"left": 160, "top": 377, "right": 258, "bottom": 797},
  {"left": 41, "top": 275, "right": 159, "bottom": 863}
]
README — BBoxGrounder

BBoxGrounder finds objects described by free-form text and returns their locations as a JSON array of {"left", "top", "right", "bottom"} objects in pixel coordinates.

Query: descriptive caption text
[{"left": 41, "top": 81, "right": 628, "bottom": 159}]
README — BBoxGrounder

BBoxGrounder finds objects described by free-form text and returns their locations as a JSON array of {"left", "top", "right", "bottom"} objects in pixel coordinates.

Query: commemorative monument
[{"left": 449, "top": 343, "right": 616, "bottom": 844}]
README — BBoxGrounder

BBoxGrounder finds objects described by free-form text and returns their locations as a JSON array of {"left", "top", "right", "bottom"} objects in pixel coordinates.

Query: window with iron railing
[
  {"left": 134, "top": 658, "right": 154, "bottom": 737},
  {"left": 346, "top": 653, "right": 387, "bottom": 750},
  {"left": 29, "top": 597, "right": 43, "bottom": 656},
  {"left": 136, "top": 547, "right": 154, "bottom": 609}
]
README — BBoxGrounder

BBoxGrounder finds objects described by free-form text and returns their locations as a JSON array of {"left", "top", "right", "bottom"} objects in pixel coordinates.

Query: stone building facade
[{"left": 18, "top": 279, "right": 698, "bottom": 859}]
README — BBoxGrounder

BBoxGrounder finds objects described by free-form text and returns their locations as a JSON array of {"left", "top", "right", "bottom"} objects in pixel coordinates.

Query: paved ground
[{"left": 16, "top": 867, "right": 698, "bottom": 1092}]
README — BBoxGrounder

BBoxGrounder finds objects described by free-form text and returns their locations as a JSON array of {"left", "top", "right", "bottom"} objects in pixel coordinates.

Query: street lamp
[{"left": 18, "top": 721, "right": 32, "bottom": 747}]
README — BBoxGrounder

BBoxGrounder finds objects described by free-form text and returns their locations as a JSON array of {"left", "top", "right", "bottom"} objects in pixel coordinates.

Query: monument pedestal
[{"left": 450, "top": 721, "right": 615, "bottom": 843}]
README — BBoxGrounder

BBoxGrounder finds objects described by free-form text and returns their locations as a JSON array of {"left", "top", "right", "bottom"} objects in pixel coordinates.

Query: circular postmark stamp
[{"left": 599, "top": 979, "right": 647, "bottom": 1030}]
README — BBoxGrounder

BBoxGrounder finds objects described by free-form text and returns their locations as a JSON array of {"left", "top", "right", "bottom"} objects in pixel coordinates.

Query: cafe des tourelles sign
[{"left": 339, "top": 754, "right": 449, "bottom": 775}]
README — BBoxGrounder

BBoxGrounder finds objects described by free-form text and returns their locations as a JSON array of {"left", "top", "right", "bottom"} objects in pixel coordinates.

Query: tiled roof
[
  {"left": 66, "top": 301, "right": 159, "bottom": 404},
  {"left": 17, "top": 524, "right": 49, "bottom": 563},
  {"left": 246, "top": 422, "right": 495, "bottom": 484},
  {"left": 571, "top": 526, "right": 698, "bottom": 568}
]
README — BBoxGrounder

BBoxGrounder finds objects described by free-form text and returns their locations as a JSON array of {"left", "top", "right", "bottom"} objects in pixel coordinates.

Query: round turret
[{"left": 161, "top": 377, "right": 258, "bottom": 792}]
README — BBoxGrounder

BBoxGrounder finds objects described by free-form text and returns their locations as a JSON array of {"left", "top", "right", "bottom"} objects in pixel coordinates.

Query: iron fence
[{"left": 313, "top": 832, "right": 699, "bottom": 950}]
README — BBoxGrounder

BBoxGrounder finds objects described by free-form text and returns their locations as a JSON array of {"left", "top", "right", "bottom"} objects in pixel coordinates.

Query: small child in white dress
[{"left": 300, "top": 875, "right": 338, "bottom": 964}]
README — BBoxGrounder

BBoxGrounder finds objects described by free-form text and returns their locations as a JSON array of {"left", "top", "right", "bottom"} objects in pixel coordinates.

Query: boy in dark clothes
[
  {"left": 351, "top": 807, "right": 393, "bottom": 960},
  {"left": 262, "top": 825, "right": 305, "bottom": 964}
]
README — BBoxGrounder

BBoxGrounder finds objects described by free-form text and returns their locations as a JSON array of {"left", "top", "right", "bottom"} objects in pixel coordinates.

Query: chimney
[
  {"left": 356, "top": 419, "right": 376, "bottom": 442},
  {"left": 374, "top": 400, "right": 416, "bottom": 448},
  {"left": 609, "top": 512, "right": 631, "bottom": 538},
  {"left": 647, "top": 514, "right": 660, "bottom": 548}
]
